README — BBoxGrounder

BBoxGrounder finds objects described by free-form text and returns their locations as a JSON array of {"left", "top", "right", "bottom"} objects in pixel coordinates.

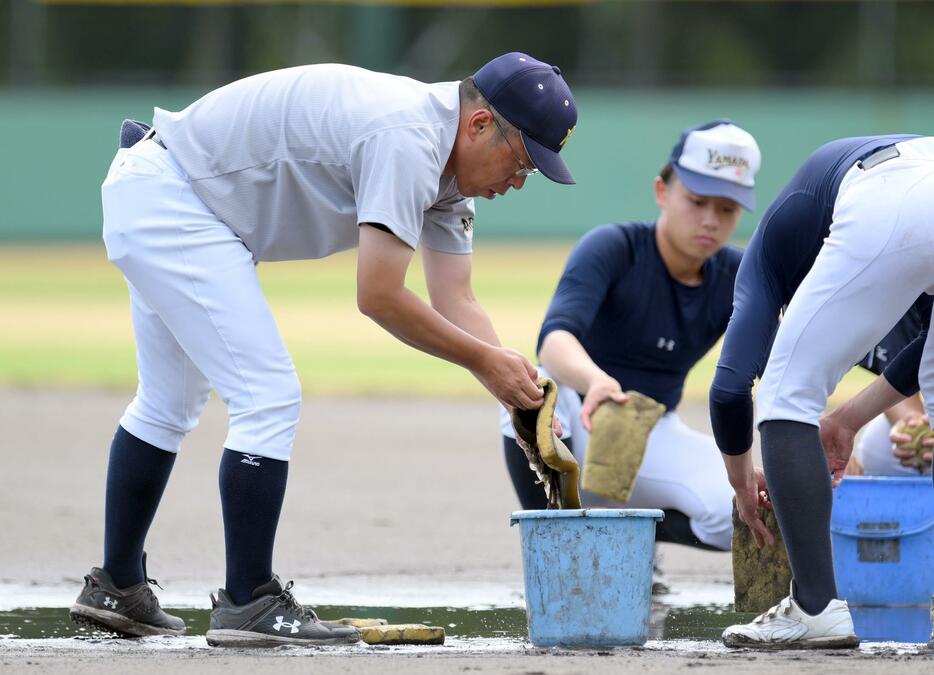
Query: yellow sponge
[
  {"left": 334, "top": 618, "right": 388, "bottom": 628},
  {"left": 582, "top": 391, "right": 665, "bottom": 503},
  {"left": 359, "top": 623, "right": 445, "bottom": 645}
]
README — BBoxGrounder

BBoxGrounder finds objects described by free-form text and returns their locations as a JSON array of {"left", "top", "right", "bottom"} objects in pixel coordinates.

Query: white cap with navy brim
[{"left": 670, "top": 119, "right": 761, "bottom": 211}]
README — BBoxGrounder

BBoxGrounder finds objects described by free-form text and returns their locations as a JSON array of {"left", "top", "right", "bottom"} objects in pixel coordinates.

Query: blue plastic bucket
[
  {"left": 510, "top": 508, "right": 664, "bottom": 647},
  {"left": 831, "top": 476, "right": 934, "bottom": 606},
  {"left": 849, "top": 606, "right": 933, "bottom": 643}
]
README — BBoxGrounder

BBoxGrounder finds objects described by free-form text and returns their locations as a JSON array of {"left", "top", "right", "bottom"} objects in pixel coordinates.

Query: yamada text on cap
[{"left": 671, "top": 120, "right": 761, "bottom": 210}]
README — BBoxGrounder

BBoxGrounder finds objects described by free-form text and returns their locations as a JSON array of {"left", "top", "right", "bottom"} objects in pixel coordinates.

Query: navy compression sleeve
[
  {"left": 710, "top": 190, "right": 829, "bottom": 455},
  {"left": 709, "top": 230, "right": 784, "bottom": 455}
]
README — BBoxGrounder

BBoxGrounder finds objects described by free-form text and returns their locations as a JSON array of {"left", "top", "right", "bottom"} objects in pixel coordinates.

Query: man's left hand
[{"left": 733, "top": 467, "right": 775, "bottom": 549}]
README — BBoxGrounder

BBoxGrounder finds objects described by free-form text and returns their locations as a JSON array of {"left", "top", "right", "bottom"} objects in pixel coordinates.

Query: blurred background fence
[
  {"left": 3, "top": 0, "right": 926, "bottom": 395},
  {"left": 3, "top": 0, "right": 934, "bottom": 242}
]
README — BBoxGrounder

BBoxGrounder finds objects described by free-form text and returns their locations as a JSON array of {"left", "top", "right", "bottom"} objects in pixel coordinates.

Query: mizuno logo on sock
[
  {"left": 240, "top": 454, "right": 261, "bottom": 466},
  {"left": 273, "top": 616, "right": 301, "bottom": 633}
]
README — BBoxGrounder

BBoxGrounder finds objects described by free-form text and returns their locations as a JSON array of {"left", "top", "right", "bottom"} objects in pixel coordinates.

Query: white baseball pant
[
  {"left": 102, "top": 138, "right": 301, "bottom": 460},
  {"left": 755, "top": 137, "right": 934, "bottom": 430}
]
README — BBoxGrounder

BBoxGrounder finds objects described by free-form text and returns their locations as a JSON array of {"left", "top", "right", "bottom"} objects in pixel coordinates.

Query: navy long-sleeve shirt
[
  {"left": 538, "top": 222, "right": 742, "bottom": 411},
  {"left": 710, "top": 135, "right": 921, "bottom": 455}
]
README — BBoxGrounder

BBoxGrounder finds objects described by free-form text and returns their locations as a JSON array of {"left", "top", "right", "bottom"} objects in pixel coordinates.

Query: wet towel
[{"left": 511, "top": 377, "right": 581, "bottom": 509}]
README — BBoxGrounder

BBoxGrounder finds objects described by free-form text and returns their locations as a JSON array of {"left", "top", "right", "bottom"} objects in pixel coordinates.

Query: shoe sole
[
  {"left": 205, "top": 628, "right": 360, "bottom": 648},
  {"left": 723, "top": 633, "right": 860, "bottom": 650},
  {"left": 70, "top": 604, "right": 186, "bottom": 638}
]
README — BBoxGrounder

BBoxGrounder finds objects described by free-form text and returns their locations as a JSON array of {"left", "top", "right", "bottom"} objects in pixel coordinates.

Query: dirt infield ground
[
  {"left": 4, "top": 643, "right": 931, "bottom": 675},
  {"left": 2, "top": 388, "right": 931, "bottom": 673},
  {"left": 2, "top": 388, "right": 731, "bottom": 587}
]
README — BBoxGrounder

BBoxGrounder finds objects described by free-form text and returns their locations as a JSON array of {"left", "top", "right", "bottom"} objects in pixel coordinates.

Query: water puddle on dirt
[
  {"left": 1, "top": 603, "right": 929, "bottom": 644},
  {"left": 2, "top": 606, "right": 526, "bottom": 641}
]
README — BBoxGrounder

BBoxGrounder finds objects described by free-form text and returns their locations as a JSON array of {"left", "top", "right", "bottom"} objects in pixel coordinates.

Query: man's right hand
[
  {"left": 474, "top": 347, "right": 543, "bottom": 410},
  {"left": 819, "top": 409, "right": 859, "bottom": 488},
  {"left": 580, "top": 375, "right": 628, "bottom": 432}
]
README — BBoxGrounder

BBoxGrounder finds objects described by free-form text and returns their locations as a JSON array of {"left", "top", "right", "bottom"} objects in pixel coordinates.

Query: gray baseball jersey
[{"left": 152, "top": 64, "right": 474, "bottom": 262}]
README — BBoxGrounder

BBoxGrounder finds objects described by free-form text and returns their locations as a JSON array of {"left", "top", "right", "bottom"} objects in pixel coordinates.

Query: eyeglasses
[{"left": 489, "top": 111, "right": 539, "bottom": 178}]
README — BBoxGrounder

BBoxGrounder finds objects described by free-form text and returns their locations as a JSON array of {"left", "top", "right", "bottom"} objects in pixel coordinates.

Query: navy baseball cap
[
  {"left": 670, "top": 119, "right": 761, "bottom": 211},
  {"left": 473, "top": 52, "right": 578, "bottom": 185}
]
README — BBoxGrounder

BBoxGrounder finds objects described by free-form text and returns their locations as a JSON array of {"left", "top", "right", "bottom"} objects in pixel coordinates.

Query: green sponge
[
  {"left": 894, "top": 418, "right": 934, "bottom": 472},
  {"left": 582, "top": 391, "right": 665, "bottom": 503},
  {"left": 732, "top": 500, "right": 792, "bottom": 613}
]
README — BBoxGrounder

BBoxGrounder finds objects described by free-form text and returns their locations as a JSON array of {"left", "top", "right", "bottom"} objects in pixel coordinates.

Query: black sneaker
[
  {"left": 69, "top": 562, "right": 185, "bottom": 637},
  {"left": 206, "top": 575, "right": 360, "bottom": 647}
]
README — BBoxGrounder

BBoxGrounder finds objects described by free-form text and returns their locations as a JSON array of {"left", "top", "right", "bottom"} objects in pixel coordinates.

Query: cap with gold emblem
[{"left": 473, "top": 52, "right": 578, "bottom": 185}]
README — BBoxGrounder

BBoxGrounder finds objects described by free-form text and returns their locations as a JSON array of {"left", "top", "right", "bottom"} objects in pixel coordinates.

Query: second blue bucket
[
  {"left": 510, "top": 508, "right": 664, "bottom": 647},
  {"left": 831, "top": 476, "right": 934, "bottom": 606}
]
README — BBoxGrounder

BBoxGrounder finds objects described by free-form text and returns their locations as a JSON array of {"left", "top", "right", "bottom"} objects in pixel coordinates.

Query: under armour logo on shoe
[
  {"left": 103, "top": 597, "right": 118, "bottom": 609},
  {"left": 273, "top": 616, "right": 301, "bottom": 634},
  {"left": 240, "top": 454, "right": 261, "bottom": 467}
]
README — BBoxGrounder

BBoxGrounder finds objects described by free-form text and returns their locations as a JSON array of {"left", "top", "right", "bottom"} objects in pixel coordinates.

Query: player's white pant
[
  {"left": 855, "top": 414, "right": 933, "bottom": 476},
  {"left": 102, "top": 138, "right": 301, "bottom": 460},
  {"left": 756, "top": 137, "right": 934, "bottom": 430},
  {"left": 500, "top": 371, "right": 733, "bottom": 550}
]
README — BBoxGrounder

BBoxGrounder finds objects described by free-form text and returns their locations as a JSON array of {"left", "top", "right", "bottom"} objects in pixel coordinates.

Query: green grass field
[{"left": 0, "top": 244, "right": 874, "bottom": 404}]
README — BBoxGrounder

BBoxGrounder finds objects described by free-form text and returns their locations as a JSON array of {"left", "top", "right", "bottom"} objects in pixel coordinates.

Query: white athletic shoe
[{"left": 722, "top": 594, "right": 859, "bottom": 650}]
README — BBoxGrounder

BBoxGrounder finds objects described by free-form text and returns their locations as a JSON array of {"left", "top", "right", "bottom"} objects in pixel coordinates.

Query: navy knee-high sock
[
  {"left": 760, "top": 420, "right": 838, "bottom": 615},
  {"left": 219, "top": 449, "right": 288, "bottom": 605},
  {"left": 103, "top": 426, "right": 177, "bottom": 589}
]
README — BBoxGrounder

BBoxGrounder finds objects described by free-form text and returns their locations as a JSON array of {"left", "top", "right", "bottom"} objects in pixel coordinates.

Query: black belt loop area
[
  {"left": 857, "top": 144, "right": 900, "bottom": 171},
  {"left": 144, "top": 128, "right": 167, "bottom": 150}
]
